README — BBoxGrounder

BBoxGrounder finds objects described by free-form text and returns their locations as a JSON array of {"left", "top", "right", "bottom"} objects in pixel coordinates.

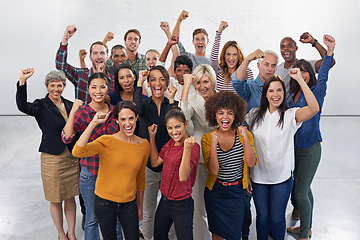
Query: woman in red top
[{"left": 148, "top": 107, "right": 200, "bottom": 240}]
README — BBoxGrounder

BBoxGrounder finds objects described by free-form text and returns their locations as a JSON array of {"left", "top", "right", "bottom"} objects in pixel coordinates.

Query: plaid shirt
[
  {"left": 126, "top": 52, "right": 147, "bottom": 71},
  {"left": 56, "top": 43, "right": 115, "bottom": 102},
  {"left": 61, "top": 103, "right": 119, "bottom": 175}
]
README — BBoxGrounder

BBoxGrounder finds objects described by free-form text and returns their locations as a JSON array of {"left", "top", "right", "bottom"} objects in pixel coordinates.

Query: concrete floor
[{"left": 0, "top": 116, "right": 359, "bottom": 240}]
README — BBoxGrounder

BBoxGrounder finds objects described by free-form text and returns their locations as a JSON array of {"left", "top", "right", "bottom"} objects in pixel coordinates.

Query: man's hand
[
  {"left": 178, "top": 10, "right": 189, "bottom": 21},
  {"left": 62, "top": 25, "right": 77, "bottom": 45},
  {"left": 246, "top": 49, "right": 264, "bottom": 62},
  {"left": 323, "top": 34, "right": 335, "bottom": 54},
  {"left": 103, "top": 32, "right": 114, "bottom": 45},
  {"left": 299, "top": 32, "right": 315, "bottom": 45}
]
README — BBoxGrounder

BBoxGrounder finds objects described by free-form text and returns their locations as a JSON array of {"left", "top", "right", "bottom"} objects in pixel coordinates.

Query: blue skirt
[{"left": 204, "top": 180, "right": 245, "bottom": 239}]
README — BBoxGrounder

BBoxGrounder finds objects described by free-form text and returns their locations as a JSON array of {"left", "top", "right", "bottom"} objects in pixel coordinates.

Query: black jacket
[{"left": 16, "top": 82, "right": 76, "bottom": 155}]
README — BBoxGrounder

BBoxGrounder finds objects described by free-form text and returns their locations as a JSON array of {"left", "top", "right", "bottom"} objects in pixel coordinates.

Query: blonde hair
[{"left": 192, "top": 64, "right": 216, "bottom": 92}]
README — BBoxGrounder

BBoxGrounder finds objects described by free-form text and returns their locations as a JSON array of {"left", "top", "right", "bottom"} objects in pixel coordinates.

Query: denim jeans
[
  {"left": 154, "top": 195, "right": 194, "bottom": 240},
  {"left": 80, "top": 166, "right": 123, "bottom": 240},
  {"left": 242, "top": 191, "right": 252, "bottom": 237},
  {"left": 95, "top": 195, "right": 138, "bottom": 240},
  {"left": 252, "top": 176, "right": 293, "bottom": 240}
]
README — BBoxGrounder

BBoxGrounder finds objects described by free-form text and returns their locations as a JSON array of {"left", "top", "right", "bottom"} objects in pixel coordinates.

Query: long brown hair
[{"left": 219, "top": 41, "right": 246, "bottom": 85}]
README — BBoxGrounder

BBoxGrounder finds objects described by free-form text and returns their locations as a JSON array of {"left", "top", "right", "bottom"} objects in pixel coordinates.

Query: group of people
[{"left": 16, "top": 9, "right": 336, "bottom": 240}]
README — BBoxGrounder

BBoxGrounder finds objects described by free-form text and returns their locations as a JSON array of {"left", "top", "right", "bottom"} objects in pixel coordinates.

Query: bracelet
[{"left": 312, "top": 39, "right": 318, "bottom": 47}]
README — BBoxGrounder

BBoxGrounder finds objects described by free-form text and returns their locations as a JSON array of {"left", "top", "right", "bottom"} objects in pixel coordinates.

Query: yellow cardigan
[{"left": 201, "top": 129, "right": 257, "bottom": 190}]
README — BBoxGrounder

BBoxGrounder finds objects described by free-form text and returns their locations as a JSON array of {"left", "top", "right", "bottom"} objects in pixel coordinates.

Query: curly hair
[{"left": 205, "top": 91, "right": 247, "bottom": 129}]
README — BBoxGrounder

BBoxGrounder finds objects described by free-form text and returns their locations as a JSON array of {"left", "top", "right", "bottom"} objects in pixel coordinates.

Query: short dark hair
[
  {"left": 88, "top": 72, "right": 109, "bottom": 88},
  {"left": 114, "top": 100, "right": 139, "bottom": 119},
  {"left": 111, "top": 45, "right": 125, "bottom": 55},
  {"left": 174, "top": 55, "right": 193, "bottom": 72},
  {"left": 192, "top": 28, "right": 208, "bottom": 39},
  {"left": 124, "top": 29, "right": 141, "bottom": 42},
  {"left": 205, "top": 91, "right": 247, "bottom": 129},
  {"left": 114, "top": 63, "right": 138, "bottom": 96},
  {"left": 290, "top": 59, "right": 317, "bottom": 94},
  {"left": 165, "top": 106, "right": 187, "bottom": 125},
  {"left": 89, "top": 41, "right": 108, "bottom": 54},
  {"left": 147, "top": 65, "right": 170, "bottom": 87}
]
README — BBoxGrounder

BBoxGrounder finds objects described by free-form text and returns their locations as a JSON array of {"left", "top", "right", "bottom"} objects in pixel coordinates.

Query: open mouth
[
  {"left": 283, "top": 52, "right": 291, "bottom": 58},
  {"left": 271, "top": 97, "right": 281, "bottom": 104},
  {"left": 124, "top": 126, "right": 133, "bottom": 133},
  {"left": 172, "top": 133, "right": 181, "bottom": 140},
  {"left": 153, "top": 87, "right": 162, "bottom": 95},
  {"left": 94, "top": 94, "right": 103, "bottom": 100},
  {"left": 221, "top": 120, "right": 230, "bottom": 128},
  {"left": 123, "top": 83, "right": 132, "bottom": 90},
  {"left": 198, "top": 88, "right": 208, "bottom": 95}
]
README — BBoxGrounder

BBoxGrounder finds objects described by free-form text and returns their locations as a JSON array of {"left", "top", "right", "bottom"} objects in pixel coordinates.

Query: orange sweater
[{"left": 73, "top": 135, "right": 150, "bottom": 203}]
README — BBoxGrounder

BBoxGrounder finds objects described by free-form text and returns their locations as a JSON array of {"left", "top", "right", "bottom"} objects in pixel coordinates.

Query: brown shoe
[
  {"left": 292, "top": 207, "right": 300, "bottom": 220},
  {"left": 286, "top": 226, "right": 312, "bottom": 237}
]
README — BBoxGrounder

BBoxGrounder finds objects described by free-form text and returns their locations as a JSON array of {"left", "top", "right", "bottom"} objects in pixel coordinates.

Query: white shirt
[{"left": 246, "top": 107, "right": 302, "bottom": 184}]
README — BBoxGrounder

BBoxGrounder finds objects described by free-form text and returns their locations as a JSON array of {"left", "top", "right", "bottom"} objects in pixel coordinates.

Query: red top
[{"left": 159, "top": 138, "right": 200, "bottom": 200}]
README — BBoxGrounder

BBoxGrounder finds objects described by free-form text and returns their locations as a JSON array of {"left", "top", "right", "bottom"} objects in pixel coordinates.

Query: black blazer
[{"left": 16, "top": 82, "right": 76, "bottom": 155}]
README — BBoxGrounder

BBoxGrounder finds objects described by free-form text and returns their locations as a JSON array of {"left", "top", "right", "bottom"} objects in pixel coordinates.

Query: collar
[{"left": 255, "top": 75, "right": 264, "bottom": 87}]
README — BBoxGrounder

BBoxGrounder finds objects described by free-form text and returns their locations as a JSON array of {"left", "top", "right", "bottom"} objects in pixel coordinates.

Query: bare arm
[
  {"left": 289, "top": 68, "right": 319, "bottom": 122},
  {"left": 148, "top": 124, "right": 164, "bottom": 167},
  {"left": 236, "top": 49, "right": 264, "bottom": 80},
  {"left": 76, "top": 112, "right": 110, "bottom": 147},
  {"left": 180, "top": 74, "right": 193, "bottom": 103},
  {"left": 172, "top": 10, "right": 189, "bottom": 40},
  {"left": 238, "top": 126, "right": 256, "bottom": 167},
  {"left": 300, "top": 32, "right": 336, "bottom": 72},
  {"left": 102, "top": 32, "right": 114, "bottom": 46},
  {"left": 61, "top": 25, "right": 77, "bottom": 45},
  {"left": 63, "top": 99, "right": 84, "bottom": 138},
  {"left": 207, "top": 131, "right": 220, "bottom": 175},
  {"left": 179, "top": 136, "right": 196, "bottom": 181}
]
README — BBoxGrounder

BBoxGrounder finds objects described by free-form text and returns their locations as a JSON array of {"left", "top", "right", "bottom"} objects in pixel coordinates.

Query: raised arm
[
  {"left": 61, "top": 25, "right": 77, "bottom": 46},
  {"left": 159, "top": 35, "right": 179, "bottom": 64},
  {"left": 179, "top": 136, "right": 196, "bottom": 181},
  {"left": 76, "top": 112, "right": 110, "bottom": 147},
  {"left": 207, "top": 131, "right": 220, "bottom": 175},
  {"left": 180, "top": 73, "right": 193, "bottom": 103},
  {"left": 79, "top": 49, "right": 88, "bottom": 68},
  {"left": 299, "top": 32, "right": 336, "bottom": 72},
  {"left": 147, "top": 124, "right": 164, "bottom": 167},
  {"left": 210, "top": 21, "right": 228, "bottom": 73},
  {"left": 62, "top": 99, "right": 84, "bottom": 139},
  {"left": 16, "top": 68, "right": 36, "bottom": 115},
  {"left": 160, "top": 21, "right": 180, "bottom": 77},
  {"left": 172, "top": 10, "right": 189, "bottom": 40},
  {"left": 235, "top": 49, "right": 264, "bottom": 81},
  {"left": 102, "top": 32, "right": 114, "bottom": 46},
  {"left": 238, "top": 126, "right": 256, "bottom": 167},
  {"left": 134, "top": 70, "right": 149, "bottom": 113},
  {"left": 289, "top": 68, "right": 320, "bottom": 122}
]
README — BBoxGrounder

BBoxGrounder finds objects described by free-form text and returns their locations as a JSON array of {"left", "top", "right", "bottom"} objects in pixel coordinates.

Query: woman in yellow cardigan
[{"left": 201, "top": 91, "right": 257, "bottom": 240}]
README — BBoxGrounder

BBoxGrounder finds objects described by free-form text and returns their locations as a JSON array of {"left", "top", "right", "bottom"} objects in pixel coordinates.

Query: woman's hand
[
  {"left": 218, "top": 21, "right": 228, "bottom": 33},
  {"left": 238, "top": 126, "right": 248, "bottom": 140},
  {"left": 148, "top": 124, "right": 158, "bottom": 139},
  {"left": 91, "top": 112, "right": 110, "bottom": 126},
  {"left": 167, "top": 85, "right": 177, "bottom": 103},
  {"left": 70, "top": 99, "right": 84, "bottom": 114},
  {"left": 288, "top": 68, "right": 304, "bottom": 83},
  {"left": 184, "top": 136, "right": 196, "bottom": 150},
  {"left": 19, "top": 68, "right": 34, "bottom": 86},
  {"left": 138, "top": 70, "right": 149, "bottom": 87},
  {"left": 323, "top": 34, "right": 335, "bottom": 56},
  {"left": 211, "top": 131, "right": 220, "bottom": 145},
  {"left": 183, "top": 74, "right": 194, "bottom": 87}
]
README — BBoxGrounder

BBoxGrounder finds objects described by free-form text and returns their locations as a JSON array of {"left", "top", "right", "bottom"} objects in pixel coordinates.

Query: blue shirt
[
  {"left": 231, "top": 72, "right": 263, "bottom": 113},
  {"left": 290, "top": 53, "right": 334, "bottom": 149}
]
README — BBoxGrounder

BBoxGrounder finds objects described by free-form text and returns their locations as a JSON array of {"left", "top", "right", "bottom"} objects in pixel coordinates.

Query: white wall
[{"left": 3, "top": 0, "right": 359, "bottom": 115}]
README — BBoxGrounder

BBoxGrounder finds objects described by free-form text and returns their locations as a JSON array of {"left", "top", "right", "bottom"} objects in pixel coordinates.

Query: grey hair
[
  {"left": 258, "top": 50, "right": 279, "bottom": 64},
  {"left": 45, "top": 70, "right": 67, "bottom": 87},
  {"left": 192, "top": 64, "right": 217, "bottom": 92}
]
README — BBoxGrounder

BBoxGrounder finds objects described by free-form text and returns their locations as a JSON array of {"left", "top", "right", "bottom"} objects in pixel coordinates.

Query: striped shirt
[
  {"left": 210, "top": 31, "right": 254, "bottom": 93},
  {"left": 217, "top": 133, "right": 244, "bottom": 182}
]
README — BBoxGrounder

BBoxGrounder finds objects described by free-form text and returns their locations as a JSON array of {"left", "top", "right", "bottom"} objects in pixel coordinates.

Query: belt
[{"left": 216, "top": 179, "right": 241, "bottom": 186}]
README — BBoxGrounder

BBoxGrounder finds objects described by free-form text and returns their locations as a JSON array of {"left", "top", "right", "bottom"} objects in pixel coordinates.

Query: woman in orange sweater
[{"left": 72, "top": 100, "right": 150, "bottom": 240}]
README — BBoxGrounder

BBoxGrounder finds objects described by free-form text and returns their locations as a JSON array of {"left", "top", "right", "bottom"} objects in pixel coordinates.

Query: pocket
[{"left": 80, "top": 170, "right": 90, "bottom": 183}]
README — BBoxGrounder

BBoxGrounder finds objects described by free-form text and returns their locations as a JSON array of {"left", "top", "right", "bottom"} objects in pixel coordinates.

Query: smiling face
[
  {"left": 166, "top": 117, "right": 188, "bottom": 145},
  {"left": 118, "top": 68, "right": 135, "bottom": 93},
  {"left": 280, "top": 37, "right": 297, "bottom": 63},
  {"left": 225, "top": 46, "right": 239, "bottom": 70},
  {"left": 195, "top": 74, "right": 214, "bottom": 100},
  {"left": 46, "top": 80, "right": 64, "bottom": 101},
  {"left": 266, "top": 81, "right": 284, "bottom": 111},
  {"left": 111, "top": 48, "right": 127, "bottom": 69},
  {"left": 117, "top": 108, "right": 138, "bottom": 137},
  {"left": 125, "top": 32, "right": 140, "bottom": 53},
  {"left": 90, "top": 44, "right": 108, "bottom": 68},
  {"left": 258, "top": 54, "right": 278, "bottom": 83},
  {"left": 88, "top": 78, "right": 108, "bottom": 103},
  {"left": 149, "top": 69, "right": 166, "bottom": 99},
  {"left": 215, "top": 108, "right": 235, "bottom": 132},
  {"left": 175, "top": 64, "right": 191, "bottom": 85},
  {"left": 145, "top": 51, "right": 159, "bottom": 70},
  {"left": 192, "top": 33, "right": 209, "bottom": 56}
]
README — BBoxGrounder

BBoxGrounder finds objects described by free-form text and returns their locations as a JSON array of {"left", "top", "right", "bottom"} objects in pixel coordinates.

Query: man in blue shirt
[{"left": 231, "top": 49, "right": 278, "bottom": 113}]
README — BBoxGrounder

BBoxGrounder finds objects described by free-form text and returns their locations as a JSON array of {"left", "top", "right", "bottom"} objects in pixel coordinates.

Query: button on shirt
[
  {"left": 246, "top": 108, "right": 302, "bottom": 184},
  {"left": 231, "top": 73, "right": 263, "bottom": 113}
]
